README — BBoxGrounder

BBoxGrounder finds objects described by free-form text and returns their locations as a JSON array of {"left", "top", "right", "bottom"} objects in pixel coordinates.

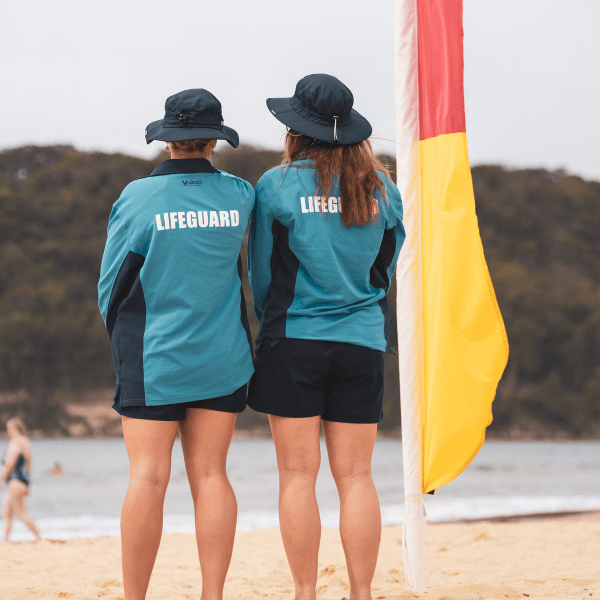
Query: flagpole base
[{"left": 403, "top": 498, "right": 426, "bottom": 594}]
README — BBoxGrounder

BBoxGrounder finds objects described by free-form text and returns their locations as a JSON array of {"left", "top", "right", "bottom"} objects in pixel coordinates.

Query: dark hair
[
  {"left": 169, "top": 139, "right": 214, "bottom": 153},
  {"left": 283, "top": 131, "right": 391, "bottom": 227}
]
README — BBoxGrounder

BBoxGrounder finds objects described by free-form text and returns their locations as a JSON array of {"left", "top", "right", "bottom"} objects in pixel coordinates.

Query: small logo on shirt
[{"left": 182, "top": 180, "right": 203, "bottom": 186}]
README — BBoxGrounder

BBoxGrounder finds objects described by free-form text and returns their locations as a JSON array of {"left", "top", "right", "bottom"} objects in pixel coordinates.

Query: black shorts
[
  {"left": 113, "top": 384, "right": 247, "bottom": 421},
  {"left": 247, "top": 339, "right": 384, "bottom": 424}
]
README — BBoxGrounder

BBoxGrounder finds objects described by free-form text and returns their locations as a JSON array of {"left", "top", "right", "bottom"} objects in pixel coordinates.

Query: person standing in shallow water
[
  {"left": 98, "top": 89, "right": 254, "bottom": 600},
  {"left": 0, "top": 417, "right": 41, "bottom": 542},
  {"left": 247, "top": 74, "right": 405, "bottom": 600}
]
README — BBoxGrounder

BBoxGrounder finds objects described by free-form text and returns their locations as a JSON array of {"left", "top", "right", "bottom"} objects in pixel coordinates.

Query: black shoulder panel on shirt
[
  {"left": 148, "top": 158, "right": 219, "bottom": 177},
  {"left": 106, "top": 251, "right": 147, "bottom": 405},
  {"left": 258, "top": 220, "right": 300, "bottom": 343},
  {"left": 237, "top": 254, "right": 254, "bottom": 357},
  {"left": 370, "top": 228, "right": 397, "bottom": 354}
]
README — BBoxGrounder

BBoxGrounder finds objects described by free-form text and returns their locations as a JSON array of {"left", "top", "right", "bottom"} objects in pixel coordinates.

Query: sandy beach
[{"left": 1, "top": 514, "right": 598, "bottom": 600}]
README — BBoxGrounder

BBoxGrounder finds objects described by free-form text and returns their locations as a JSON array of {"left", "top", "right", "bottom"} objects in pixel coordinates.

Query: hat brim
[
  {"left": 266, "top": 97, "right": 372, "bottom": 145},
  {"left": 145, "top": 120, "right": 239, "bottom": 148}
]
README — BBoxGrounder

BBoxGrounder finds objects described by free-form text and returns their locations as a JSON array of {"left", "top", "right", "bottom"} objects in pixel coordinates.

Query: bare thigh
[
  {"left": 321, "top": 421, "right": 377, "bottom": 478},
  {"left": 121, "top": 416, "right": 180, "bottom": 483},
  {"left": 2, "top": 488, "right": 13, "bottom": 517},
  {"left": 178, "top": 408, "right": 237, "bottom": 486},
  {"left": 269, "top": 415, "right": 322, "bottom": 474},
  {"left": 8, "top": 480, "right": 28, "bottom": 500},
  {"left": 6, "top": 480, "right": 29, "bottom": 515}
]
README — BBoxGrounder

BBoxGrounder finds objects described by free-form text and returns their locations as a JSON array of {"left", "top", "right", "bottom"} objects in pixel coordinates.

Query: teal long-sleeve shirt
[
  {"left": 98, "top": 158, "right": 254, "bottom": 406},
  {"left": 248, "top": 160, "right": 405, "bottom": 353}
]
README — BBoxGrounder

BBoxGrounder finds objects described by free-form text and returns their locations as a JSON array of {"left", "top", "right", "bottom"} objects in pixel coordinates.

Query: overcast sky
[{"left": 2, "top": 0, "right": 598, "bottom": 180}]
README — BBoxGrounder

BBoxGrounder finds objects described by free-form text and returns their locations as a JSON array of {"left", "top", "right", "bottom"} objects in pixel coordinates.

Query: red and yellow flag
[{"left": 396, "top": 0, "right": 509, "bottom": 495}]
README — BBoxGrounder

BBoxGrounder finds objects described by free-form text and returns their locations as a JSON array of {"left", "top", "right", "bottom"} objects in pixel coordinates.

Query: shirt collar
[{"left": 150, "top": 158, "right": 219, "bottom": 177}]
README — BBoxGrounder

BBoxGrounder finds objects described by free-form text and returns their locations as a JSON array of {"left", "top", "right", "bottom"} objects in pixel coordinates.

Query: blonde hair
[{"left": 6, "top": 417, "right": 26, "bottom": 435}]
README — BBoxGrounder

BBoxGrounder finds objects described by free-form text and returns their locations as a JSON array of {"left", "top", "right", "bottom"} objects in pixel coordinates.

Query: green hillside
[{"left": 0, "top": 145, "right": 598, "bottom": 437}]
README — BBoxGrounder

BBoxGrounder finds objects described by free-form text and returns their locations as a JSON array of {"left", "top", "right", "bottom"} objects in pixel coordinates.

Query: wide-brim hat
[
  {"left": 145, "top": 88, "right": 239, "bottom": 148},
  {"left": 266, "top": 74, "right": 372, "bottom": 145}
]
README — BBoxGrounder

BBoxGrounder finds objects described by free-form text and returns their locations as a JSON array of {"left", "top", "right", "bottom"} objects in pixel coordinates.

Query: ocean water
[{"left": 3, "top": 439, "right": 600, "bottom": 541}]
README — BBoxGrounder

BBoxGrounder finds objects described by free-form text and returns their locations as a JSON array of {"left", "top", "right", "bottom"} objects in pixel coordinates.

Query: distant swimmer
[
  {"left": 49, "top": 462, "right": 64, "bottom": 476},
  {"left": 0, "top": 418, "right": 41, "bottom": 542}
]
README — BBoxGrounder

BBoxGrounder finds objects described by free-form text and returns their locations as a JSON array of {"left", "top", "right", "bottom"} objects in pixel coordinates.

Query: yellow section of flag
[{"left": 420, "top": 132, "right": 509, "bottom": 494}]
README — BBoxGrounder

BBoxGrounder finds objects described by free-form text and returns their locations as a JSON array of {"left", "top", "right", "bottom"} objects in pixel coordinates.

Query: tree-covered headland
[{"left": 0, "top": 145, "right": 598, "bottom": 437}]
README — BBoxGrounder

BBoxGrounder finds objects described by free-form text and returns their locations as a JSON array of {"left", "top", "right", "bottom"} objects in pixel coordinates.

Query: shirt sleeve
[
  {"left": 97, "top": 202, "right": 130, "bottom": 327},
  {"left": 247, "top": 182, "right": 276, "bottom": 322}
]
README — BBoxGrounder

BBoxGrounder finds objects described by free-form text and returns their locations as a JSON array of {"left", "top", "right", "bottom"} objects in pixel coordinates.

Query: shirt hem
[
  {"left": 264, "top": 333, "right": 391, "bottom": 354},
  {"left": 121, "top": 373, "right": 253, "bottom": 407}
]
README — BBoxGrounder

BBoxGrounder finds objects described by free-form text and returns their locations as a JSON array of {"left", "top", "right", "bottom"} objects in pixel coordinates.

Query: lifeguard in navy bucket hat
[
  {"left": 145, "top": 88, "right": 240, "bottom": 148},
  {"left": 266, "top": 74, "right": 372, "bottom": 145}
]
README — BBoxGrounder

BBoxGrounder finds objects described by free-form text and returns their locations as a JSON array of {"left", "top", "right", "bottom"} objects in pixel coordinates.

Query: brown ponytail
[{"left": 282, "top": 132, "right": 391, "bottom": 228}]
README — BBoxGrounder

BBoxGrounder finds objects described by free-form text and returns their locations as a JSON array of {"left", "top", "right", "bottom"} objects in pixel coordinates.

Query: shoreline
[
  {"left": 2, "top": 389, "right": 599, "bottom": 440},
  {"left": 438, "top": 508, "right": 600, "bottom": 524},
  {"left": 6, "top": 509, "right": 600, "bottom": 545},
  {"left": 3, "top": 426, "right": 600, "bottom": 442},
  {"left": 4, "top": 389, "right": 600, "bottom": 440}
]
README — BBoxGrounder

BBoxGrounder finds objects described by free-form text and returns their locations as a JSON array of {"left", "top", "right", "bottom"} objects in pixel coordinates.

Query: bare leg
[
  {"left": 2, "top": 492, "right": 13, "bottom": 542},
  {"left": 322, "top": 421, "right": 380, "bottom": 600},
  {"left": 10, "top": 482, "right": 41, "bottom": 540},
  {"left": 269, "top": 415, "right": 322, "bottom": 600},
  {"left": 179, "top": 408, "right": 238, "bottom": 600},
  {"left": 121, "top": 416, "right": 179, "bottom": 600}
]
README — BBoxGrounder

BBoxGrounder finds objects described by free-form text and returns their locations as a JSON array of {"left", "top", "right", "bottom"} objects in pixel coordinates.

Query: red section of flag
[{"left": 417, "top": 0, "right": 466, "bottom": 140}]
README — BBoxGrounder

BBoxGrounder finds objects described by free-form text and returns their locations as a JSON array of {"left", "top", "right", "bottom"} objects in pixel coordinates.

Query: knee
[
  {"left": 12, "top": 507, "right": 26, "bottom": 519},
  {"left": 129, "top": 461, "right": 171, "bottom": 492},
  {"left": 187, "top": 463, "right": 228, "bottom": 489},
  {"left": 278, "top": 459, "right": 321, "bottom": 482},
  {"left": 194, "top": 455, "right": 228, "bottom": 479},
  {"left": 330, "top": 462, "right": 372, "bottom": 484}
]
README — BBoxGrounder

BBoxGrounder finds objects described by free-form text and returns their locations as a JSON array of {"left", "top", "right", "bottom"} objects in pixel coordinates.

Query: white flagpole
[{"left": 393, "top": 0, "right": 426, "bottom": 593}]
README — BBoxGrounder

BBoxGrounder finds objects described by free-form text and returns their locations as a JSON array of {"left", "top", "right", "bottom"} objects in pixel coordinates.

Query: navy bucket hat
[
  {"left": 267, "top": 74, "right": 372, "bottom": 145},
  {"left": 145, "top": 89, "right": 239, "bottom": 148}
]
